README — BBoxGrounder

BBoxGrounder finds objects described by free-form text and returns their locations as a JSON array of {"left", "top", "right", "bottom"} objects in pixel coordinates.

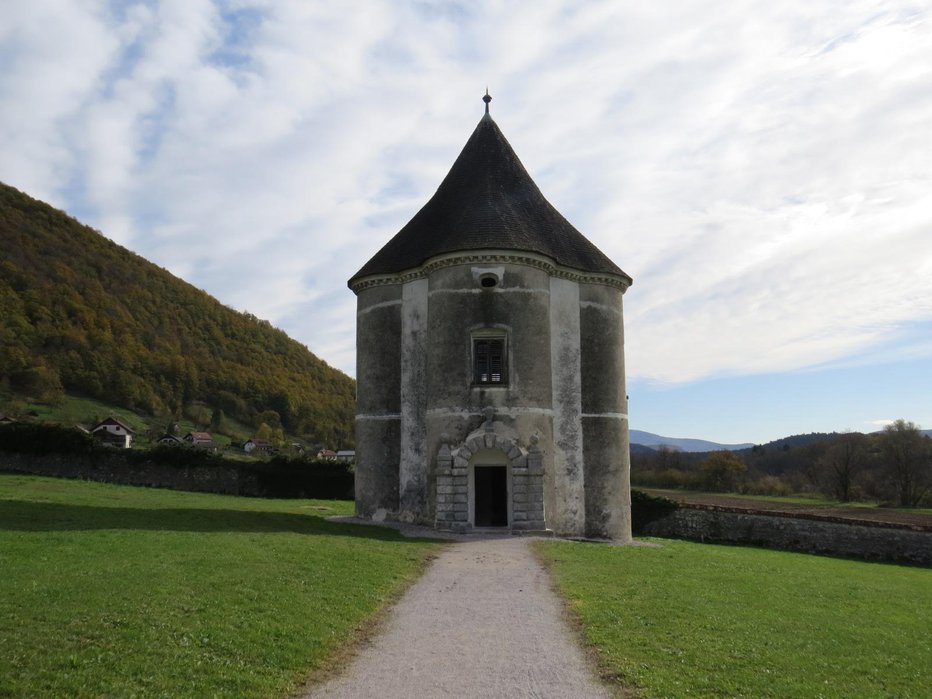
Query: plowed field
[{"left": 641, "top": 488, "right": 932, "bottom": 530}]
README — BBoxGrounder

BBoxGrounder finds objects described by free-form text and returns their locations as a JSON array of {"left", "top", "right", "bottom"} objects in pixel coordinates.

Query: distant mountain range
[
  {"left": 630, "top": 430, "right": 754, "bottom": 453},
  {"left": 631, "top": 427, "right": 932, "bottom": 454}
]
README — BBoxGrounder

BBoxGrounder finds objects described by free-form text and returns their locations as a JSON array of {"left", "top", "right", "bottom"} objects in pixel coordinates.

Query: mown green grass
[
  {"left": 11, "top": 394, "right": 150, "bottom": 434},
  {"left": 536, "top": 538, "right": 932, "bottom": 698},
  {"left": 0, "top": 474, "right": 442, "bottom": 698}
]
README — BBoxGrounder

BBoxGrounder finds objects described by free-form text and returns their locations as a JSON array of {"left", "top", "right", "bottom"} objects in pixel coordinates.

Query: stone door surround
[{"left": 435, "top": 408, "right": 546, "bottom": 533}]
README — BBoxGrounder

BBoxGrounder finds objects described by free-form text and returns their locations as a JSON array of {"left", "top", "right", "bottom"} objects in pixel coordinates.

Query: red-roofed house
[
  {"left": 244, "top": 438, "right": 273, "bottom": 454},
  {"left": 184, "top": 431, "right": 215, "bottom": 449}
]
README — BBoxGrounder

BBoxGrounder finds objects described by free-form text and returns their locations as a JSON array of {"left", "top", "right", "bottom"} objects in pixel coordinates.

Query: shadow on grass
[{"left": 0, "top": 500, "right": 435, "bottom": 543}]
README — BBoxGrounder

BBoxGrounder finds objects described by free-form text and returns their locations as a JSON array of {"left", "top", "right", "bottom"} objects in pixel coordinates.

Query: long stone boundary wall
[
  {"left": 643, "top": 504, "right": 932, "bottom": 566},
  {"left": 0, "top": 453, "right": 353, "bottom": 500},
  {"left": 2, "top": 453, "right": 243, "bottom": 493}
]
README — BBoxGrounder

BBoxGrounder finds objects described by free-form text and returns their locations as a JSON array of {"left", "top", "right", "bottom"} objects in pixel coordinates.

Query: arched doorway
[
  {"left": 470, "top": 448, "right": 509, "bottom": 527},
  {"left": 434, "top": 420, "right": 544, "bottom": 533}
]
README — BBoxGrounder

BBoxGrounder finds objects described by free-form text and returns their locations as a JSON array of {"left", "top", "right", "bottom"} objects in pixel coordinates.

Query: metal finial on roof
[{"left": 483, "top": 88, "right": 492, "bottom": 115}]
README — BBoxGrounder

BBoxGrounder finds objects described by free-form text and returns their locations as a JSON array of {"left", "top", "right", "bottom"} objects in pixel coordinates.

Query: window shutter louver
[
  {"left": 474, "top": 337, "right": 506, "bottom": 384},
  {"left": 476, "top": 340, "right": 491, "bottom": 383},
  {"left": 489, "top": 339, "right": 503, "bottom": 383}
]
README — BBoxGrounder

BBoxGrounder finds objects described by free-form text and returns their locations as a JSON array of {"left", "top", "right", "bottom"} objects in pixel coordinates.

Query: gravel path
[{"left": 305, "top": 536, "right": 613, "bottom": 698}]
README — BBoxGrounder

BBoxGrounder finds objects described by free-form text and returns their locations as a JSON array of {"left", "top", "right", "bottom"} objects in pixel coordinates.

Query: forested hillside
[
  {"left": 632, "top": 424, "right": 931, "bottom": 506},
  {"left": 0, "top": 183, "right": 354, "bottom": 445}
]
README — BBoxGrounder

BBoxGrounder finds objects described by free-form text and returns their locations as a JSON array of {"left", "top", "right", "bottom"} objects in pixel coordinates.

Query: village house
[
  {"left": 184, "top": 431, "right": 215, "bottom": 449},
  {"left": 90, "top": 416, "right": 134, "bottom": 448},
  {"left": 349, "top": 94, "right": 633, "bottom": 540},
  {"left": 244, "top": 438, "right": 273, "bottom": 454}
]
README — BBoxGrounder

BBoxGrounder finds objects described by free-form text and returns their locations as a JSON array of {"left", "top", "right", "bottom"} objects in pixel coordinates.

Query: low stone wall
[
  {"left": 642, "top": 504, "right": 932, "bottom": 566},
  {"left": 0, "top": 453, "right": 244, "bottom": 494},
  {"left": 0, "top": 452, "right": 354, "bottom": 500}
]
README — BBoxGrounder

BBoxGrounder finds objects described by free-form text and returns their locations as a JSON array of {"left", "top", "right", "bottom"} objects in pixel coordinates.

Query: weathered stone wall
[
  {"left": 1, "top": 453, "right": 243, "bottom": 494},
  {"left": 515, "top": 442, "right": 546, "bottom": 531},
  {"left": 355, "top": 284, "right": 403, "bottom": 516},
  {"left": 399, "top": 278, "right": 429, "bottom": 519},
  {"left": 1, "top": 453, "right": 355, "bottom": 499},
  {"left": 643, "top": 504, "right": 932, "bottom": 565},
  {"left": 353, "top": 254, "right": 632, "bottom": 539},
  {"left": 549, "top": 276, "right": 585, "bottom": 536},
  {"left": 424, "top": 261, "right": 555, "bottom": 526},
  {"left": 579, "top": 281, "right": 630, "bottom": 541}
]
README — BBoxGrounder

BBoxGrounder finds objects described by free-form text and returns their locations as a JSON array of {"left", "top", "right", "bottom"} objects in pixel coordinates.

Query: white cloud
[
  {"left": 867, "top": 419, "right": 895, "bottom": 428},
  {"left": 0, "top": 2, "right": 120, "bottom": 202},
  {"left": 1, "top": 0, "right": 930, "bottom": 385}
]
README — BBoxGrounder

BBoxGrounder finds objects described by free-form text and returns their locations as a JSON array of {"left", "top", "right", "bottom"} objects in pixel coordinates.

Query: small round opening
[{"left": 480, "top": 276, "right": 498, "bottom": 288}]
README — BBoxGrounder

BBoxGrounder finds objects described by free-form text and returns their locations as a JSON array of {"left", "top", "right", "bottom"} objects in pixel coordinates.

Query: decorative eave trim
[{"left": 348, "top": 249, "right": 633, "bottom": 294}]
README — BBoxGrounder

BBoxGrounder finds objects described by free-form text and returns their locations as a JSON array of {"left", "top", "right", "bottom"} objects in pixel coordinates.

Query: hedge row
[{"left": 0, "top": 422, "right": 354, "bottom": 500}]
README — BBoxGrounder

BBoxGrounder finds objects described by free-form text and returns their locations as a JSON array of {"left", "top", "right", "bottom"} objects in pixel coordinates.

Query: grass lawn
[
  {"left": 0, "top": 474, "right": 442, "bottom": 698},
  {"left": 10, "top": 394, "right": 151, "bottom": 435},
  {"left": 536, "top": 538, "right": 931, "bottom": 698}
]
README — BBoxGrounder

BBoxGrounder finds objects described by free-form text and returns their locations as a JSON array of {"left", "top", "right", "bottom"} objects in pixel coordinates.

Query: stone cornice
[{"left": 348, "top": 249, "right": 632, "bottom": 294}]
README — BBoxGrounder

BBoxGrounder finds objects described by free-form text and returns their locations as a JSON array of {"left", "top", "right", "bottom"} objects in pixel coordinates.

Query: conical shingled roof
[{"left": 349, "top": 108, "right": 630, "bottom": 286}]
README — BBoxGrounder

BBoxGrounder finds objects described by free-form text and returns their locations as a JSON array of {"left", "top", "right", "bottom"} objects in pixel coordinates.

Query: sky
[{"left": 1, "top": 1, "right": 931, "bottom": 444}]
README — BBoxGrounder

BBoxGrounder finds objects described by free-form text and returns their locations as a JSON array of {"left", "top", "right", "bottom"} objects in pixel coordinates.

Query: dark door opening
[{"left": 474, "top": 465, "right": 508, "bottom": 527}]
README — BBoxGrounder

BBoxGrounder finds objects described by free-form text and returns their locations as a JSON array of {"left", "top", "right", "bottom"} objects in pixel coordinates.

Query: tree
[
  {"left": 11, "top": 361, "right": 63, "bottom": 403},
  {"left": 656, "top": 445, "right": 683, "bottom": 471},
  {"left": 256, "top": 410, "right": 282, "bottom": 430},
  {"left": 880, "top": 420, "right": 931, "bottom": 507},
  {"left": 819, "top": 432, "right": 867, "bottom": 502},
  {"left": 0, "top": 182, "right": 356, "bottom": 443},
  {"left": 210, "top": 407, "right": 225, "bottom": 432},
  {"left": 700, "top": 450, "right": 747, "bottom": 492}
]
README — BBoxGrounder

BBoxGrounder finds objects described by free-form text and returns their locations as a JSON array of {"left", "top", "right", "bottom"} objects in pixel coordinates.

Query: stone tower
[{"left": 348, "top": 94, "right": 633, "bottom": 540}]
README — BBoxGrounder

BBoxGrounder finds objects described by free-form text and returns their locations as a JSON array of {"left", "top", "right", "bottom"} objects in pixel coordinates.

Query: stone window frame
[{"left": 472, "top": 331, "right": 508, "bottom": 386}]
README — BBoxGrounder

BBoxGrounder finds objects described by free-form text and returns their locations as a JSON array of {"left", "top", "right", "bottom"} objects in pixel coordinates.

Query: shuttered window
[{"left": 474, "top": 338, "right": 506, "bottom": 384}]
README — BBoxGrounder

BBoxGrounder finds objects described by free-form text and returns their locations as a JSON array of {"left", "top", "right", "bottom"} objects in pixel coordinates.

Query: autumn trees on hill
[{"left": 0, "top": 183, "right": 354, "bottom": 446}]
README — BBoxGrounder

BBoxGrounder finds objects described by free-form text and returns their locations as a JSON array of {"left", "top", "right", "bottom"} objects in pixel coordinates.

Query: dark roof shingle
[{"left": 350, "top": 113, "right": 630, "bottom": 285}]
